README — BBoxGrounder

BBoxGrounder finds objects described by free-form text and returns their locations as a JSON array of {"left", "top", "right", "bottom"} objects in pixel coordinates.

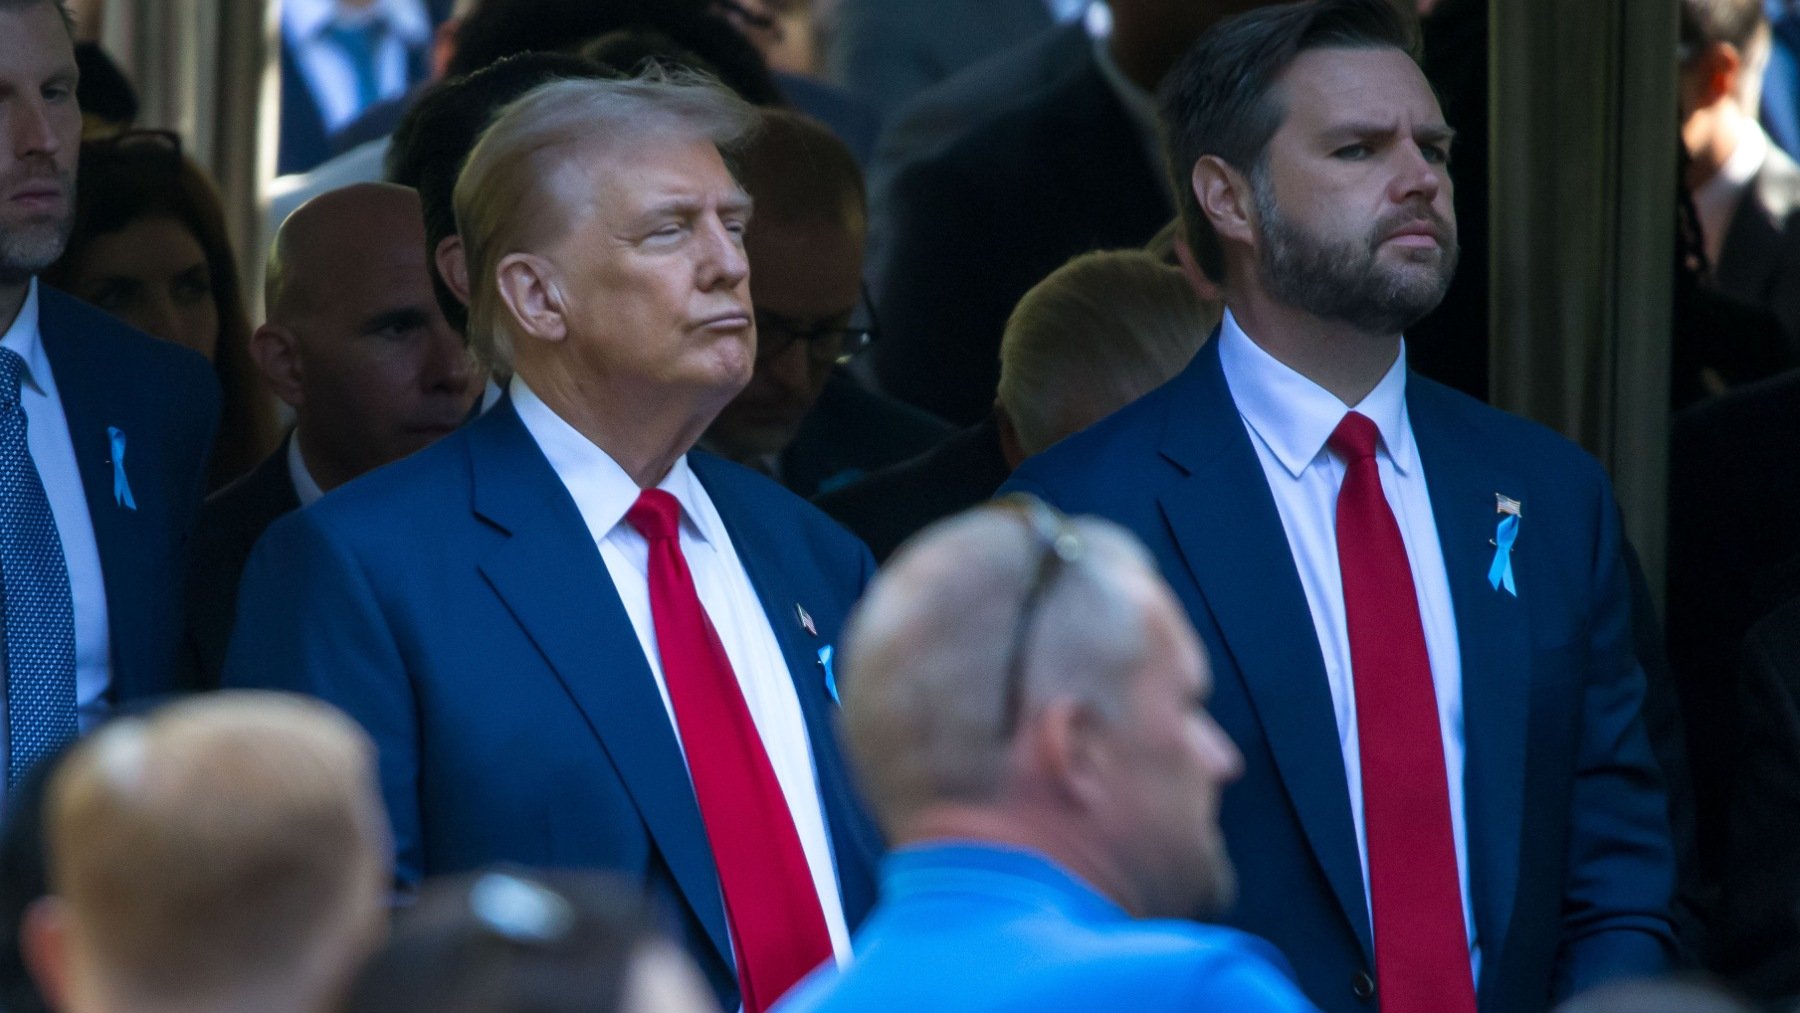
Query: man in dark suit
[
  {"left": 1001, "top": 2, "right": 1676, "bottom": 1009},
  {"left": 871, "top": 0, "right": 1272, "bottom": 425},
  {"left": 827, "top": 0, "right": 1056, "bottom": 116},
  {"left": 181, "top": 183, "right": 478, "bottom": 690},
  {"left": 1682, "top": 0, "right": 1800, "bottom": 356},
  {"left": 702, "top": 109, "right": 949, "bottom": 497},
  {"left": 224, "top": 73, "right": 881, "bottom": 1013},
  {"left": 0, "top": 0, "right": 218, "bottom": 798}
]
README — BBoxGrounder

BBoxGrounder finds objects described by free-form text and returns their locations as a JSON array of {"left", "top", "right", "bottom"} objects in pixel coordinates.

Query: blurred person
[
  {"left": 872, "top": 0, "right": 1276, "bottom": 425},
  {"left": 1680, "top": 0, "right": 1800, "bottom": 356},
  {"left": 341, "top": 870, "right": 718, "bottom": 1013},
  {"left": 703, "top": 109, "right": 949, "bottom": 496},
  {"left": 44, "top": 130, "right": 277, "bottom": 489},
  {"left": 705, "top": 0, "right": 881, "bottom": 163},
  {"left": 280, "top": 0, "right": 436, "bottom": 175},
  {"left": 179, "top": 182, "right": 478, "bottom": 691},
  {"left": 1002, "top": 2, "right": 1676, "bottom": 1009},
  {"left": 224, "top": 72, "right": 881, "bottom": 1012},
  {"left": 1763, "top": 0, "right": 1800, "bottom": 156},
  {"left": 0, "top": 0, "right": 218, "bottom": 801},
  {"left": 0, "top": 740, "right": 74, "bottom": 1013},
  {"left": 817, "top": 248, "right": 1213, "bottom": 561},
  {"left": 20, "top": 692, "right": 389, "bottom": 1013},
  {"left": 777, "top": 503, "right": 1315, "bottom": 1012},
  {"left": 828, "top": 0, "right": 1061, "bottom": 116},
  {"left": 72, "top": 42, "right": 136, "bottom": 138}
]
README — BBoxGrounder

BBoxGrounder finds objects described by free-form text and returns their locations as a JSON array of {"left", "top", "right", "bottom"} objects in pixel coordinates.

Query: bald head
[
  {"left": 253, "top": 182, "right": 478, "bottom": 494},
  {"left": 266, "top": 183, "right": 429, "bottom": 323}
]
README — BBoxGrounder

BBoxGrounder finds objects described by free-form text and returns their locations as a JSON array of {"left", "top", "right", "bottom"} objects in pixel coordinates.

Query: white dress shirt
[
  {"left": 510, "top": 376, "right": 852, "bottom": 967},
  {"left": 0, "top": 281, "right": 113, "bottom": 807},
  {"left": 287, "top": 427, "right": 327, "bottom": 508},
  {"left": 1217, "top": 310, "right": 1477, "bottom": 974},
  {"left": 283, "top": 0, "right": 430, "bottom": 133},
  {"left": 1694, "top": 117, "right": 1770, "bottom": 270}
]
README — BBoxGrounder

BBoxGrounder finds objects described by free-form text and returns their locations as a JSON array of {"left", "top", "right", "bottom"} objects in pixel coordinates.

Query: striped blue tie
[{"left": 0, "top": 348, "right": 76, "bottom": 789}]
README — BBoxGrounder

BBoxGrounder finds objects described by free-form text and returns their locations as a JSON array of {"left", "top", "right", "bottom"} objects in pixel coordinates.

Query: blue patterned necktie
[{"left": 0, "top": 348, "right": 76, "bottom": 789}]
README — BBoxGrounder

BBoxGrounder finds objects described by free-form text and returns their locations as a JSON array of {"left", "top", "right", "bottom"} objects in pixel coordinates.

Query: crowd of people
[{"left": 2, "top": 0, "right": 1800, "bottom": 1010}]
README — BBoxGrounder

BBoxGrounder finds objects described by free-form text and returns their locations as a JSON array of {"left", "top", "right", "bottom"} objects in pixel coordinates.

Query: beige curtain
[
  {"left": 78, "top": 0, "right": 279, "bottom": 312},
  {"left": 1490, "top": 0, "right": 1678, "bottom": 603}
]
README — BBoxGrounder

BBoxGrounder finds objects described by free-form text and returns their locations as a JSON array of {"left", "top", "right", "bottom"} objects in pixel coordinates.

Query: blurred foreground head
[
  {"left": 341, "top": 869, "right": 718, "bottom": 1013},
  {"left": 25, "top": 692, "right": 389, "bottom": 1013},
  {"left": 840, "top": 501, "right": 1244, "bottom": 920}
]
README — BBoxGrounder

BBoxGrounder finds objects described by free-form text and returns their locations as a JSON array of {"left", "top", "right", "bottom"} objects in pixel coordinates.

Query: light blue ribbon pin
[
  {"left": 818, "top": 644, "right": 839, "bottom": 705},
  {"left": 107, "top": 426, "right": 136, "bottom": 510},
  {"left": 1488, "top": 511, "right": 1519, "bottom": 596}
]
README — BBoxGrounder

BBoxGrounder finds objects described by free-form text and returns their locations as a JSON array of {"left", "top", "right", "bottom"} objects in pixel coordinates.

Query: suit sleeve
[
  {"left": 1551, "top": 479, "right": 1679, "bottom": 998},
  {"left": 220, "top": 511, "right": 424, "bottom": 888}
]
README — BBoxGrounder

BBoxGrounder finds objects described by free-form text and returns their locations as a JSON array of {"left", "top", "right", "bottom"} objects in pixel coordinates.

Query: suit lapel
[
  {"left": 1409, "top": 381, "right": 1530, "bottom": 974},
  {"left": 690, "top": 453, "right": 881, "bottom": 922},
  {"left": 37, "top": 292, "right": 149, "bottom": 701},
  {"left": 1156, "top": 340, "right": 1372, "bottom": 959},
  {"left": 466, "top": 403, "right": 731, "bottom": 967}
]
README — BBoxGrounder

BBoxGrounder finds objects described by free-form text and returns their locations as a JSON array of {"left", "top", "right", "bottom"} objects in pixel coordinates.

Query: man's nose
[
  {"left": 421, "top": 325, "right": 473, "bottom": 393},
  {"left": 11, "top": 95, "right": 63, "bottom": 160},
  {"left": 699, "top": 217, "right": 751, "bottom": 290}
]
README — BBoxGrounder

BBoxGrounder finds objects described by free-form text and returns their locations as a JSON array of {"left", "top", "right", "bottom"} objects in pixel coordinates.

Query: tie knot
[
  {"left": 1328, "top": 411, "right": 1381, "bottom": 463},
  {"left": 0, "top": 348, "right": 24, "bottom": 410},
  {"left": 625, "top": 488, "right": 682, "bottom": 543}
]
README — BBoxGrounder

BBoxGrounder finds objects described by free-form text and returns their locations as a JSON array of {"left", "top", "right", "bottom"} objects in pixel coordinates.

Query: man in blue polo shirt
[{"left": 777, "top": 501, "right": 1316, "bottom": 1012}]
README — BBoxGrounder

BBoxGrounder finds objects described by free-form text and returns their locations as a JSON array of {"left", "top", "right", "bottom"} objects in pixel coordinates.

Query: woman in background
[{"left": 45, "top": 130, "right": 277, "bottom": 490}]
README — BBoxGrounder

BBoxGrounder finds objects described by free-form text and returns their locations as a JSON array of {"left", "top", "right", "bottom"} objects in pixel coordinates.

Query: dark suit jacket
[
  {"left": 1002, "top": 337, "right": 1676, "bottom": 1012},
  {"left": 871, "top": 38, "right": 1173, "bottom": 425},
  {"left": 179, "top": 438, "right": 300, "bottom": 691},
  {"left": 35, "top": 285, "right": 218, "bottom": 705},
  {"left": 1713, "top": 594, "right": 1800, "bottom": 1000},
  {"left": 812, "top": 414, "right": 1010, "bottom": 563},
  {"left": 827, "top": 0, "right": 1053, "bottom": 116},
  {"left": 780, "top": 370, "right": 954, "bottom": 498},
  {"left": 221, "top": 400, "right": 882, "bottom": 1009},
  {"left": 1716, "top": 140, "right": 1800, "bottom": 360}
]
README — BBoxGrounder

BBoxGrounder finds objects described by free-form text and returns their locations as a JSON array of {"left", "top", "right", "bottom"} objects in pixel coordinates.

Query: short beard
[
  {"left": 1252, "top": 173, "right": 1458, "bottom": 337},
  {"left": 0, "top": 220, "right": 73, "bottom": 285}
]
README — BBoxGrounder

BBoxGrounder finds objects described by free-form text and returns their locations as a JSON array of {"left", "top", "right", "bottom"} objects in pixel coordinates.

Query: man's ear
[
  {"left": 995, "top": 402, "right": 1027, "bottom": 471},
  {"left": 1193, "top": 155, "right": 1257, "bottom": 253},
  {"left": 435, "top": 235, "right": 472, "bottom": 308},
  {"left": 249, "top": 322, "right": 305, "bottom": 409},
  {"left": 1692, "top": 41, "right": 1744, "bottom": 110},
  {"left": 494, "top": 253, "right": 568, "bottom": 345},
  {"left": 21, "top": 896, "right": 74, "bottom": 1012},
  {"left": 1026, "top": 697, "right": 1110, "bottom": 811}
]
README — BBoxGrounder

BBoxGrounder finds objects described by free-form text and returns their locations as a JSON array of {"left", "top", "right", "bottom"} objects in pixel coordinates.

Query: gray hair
[
  {"left": 452, "top": 68, "right": 758, "bottom": 371},
  {"left": 998, "top": 250, "right": 1215, "bottom": 457},
  {"left": 839, "top": 506, "right": 1164, "bottom": 836}
]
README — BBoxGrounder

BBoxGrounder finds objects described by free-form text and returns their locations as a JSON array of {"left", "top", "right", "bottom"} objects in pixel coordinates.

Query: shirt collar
[
  {"left": 1694, "top": 117, "right": 1769, "bottom": 265},
  {"left": 0, "top": 279, "right": 52, "bottom": 399},
  {"left": 509, "top": 374, "right": 718, "bottom": 547},
  {"left": 287, "top": 428, "right": 327, "bottom": 507},
  {"left": 285, "top": 0, "right": 431, "bottom": 46},
  {"left": 1217, "top": 308, "right": 1414, "bottom": 479},
  {"left": 881, "top": 842, "right": 1127, "bottom": 925}
]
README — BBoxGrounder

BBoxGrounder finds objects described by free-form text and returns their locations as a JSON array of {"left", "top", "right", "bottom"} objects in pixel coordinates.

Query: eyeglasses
[
  {"left": 754, "top": 281, "right": 880, "bottom": 366},
  {"left": 994, "top": 494, "right": 1085, "bottom": 740}
]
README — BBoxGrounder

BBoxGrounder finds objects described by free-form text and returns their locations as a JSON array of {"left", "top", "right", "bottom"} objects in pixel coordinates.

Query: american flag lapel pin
[{"left": 795, "top": 603, "right": 817, "bottom": 637}]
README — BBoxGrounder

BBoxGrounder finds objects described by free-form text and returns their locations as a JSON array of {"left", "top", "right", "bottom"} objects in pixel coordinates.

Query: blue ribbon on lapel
[
  {"left": 1488, "top": 514, "right": 1518, "bottom": 595},
  {"left": 107, "top": 426, "right": 136, "bottom": 510},
  {"left": 818, "top": 644, "right": 839, "bottom": 704}
]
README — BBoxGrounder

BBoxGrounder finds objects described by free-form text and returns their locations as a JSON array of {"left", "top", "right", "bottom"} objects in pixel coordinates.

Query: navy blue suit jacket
[
  {"left": 36, "top": 285, "right": 218, "bottom": 705},
  {"left": 1001, "top": 338, "right": 1677, "bottom": 1012},
  {"left": 221, "top": 400, "right": 883, "bottom": 1008}
]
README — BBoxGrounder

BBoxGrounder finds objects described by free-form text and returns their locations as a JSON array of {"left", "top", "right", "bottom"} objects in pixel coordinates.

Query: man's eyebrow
[
  {"left": 359, "top": 306, "right": 432, "bottom": 334},
  {"left": 1322, "top": 122, "right": 1458, "bottom": 145}
]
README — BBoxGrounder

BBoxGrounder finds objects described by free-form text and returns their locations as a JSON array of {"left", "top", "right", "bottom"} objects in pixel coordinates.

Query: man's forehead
[{"left": 1273, "top": 46, "right": 1446, "bottom": 129}]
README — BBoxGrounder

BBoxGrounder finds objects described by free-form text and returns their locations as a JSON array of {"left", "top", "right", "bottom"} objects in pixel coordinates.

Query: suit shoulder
[
  {"left": 1409, "top": 374, "right": 1609, "bottom": 482},
  {"left": 294, "top": 427, "right": 474, "bottom": 542},
  {"left": 38, "top": 286, "right": 215, "bottom": 390},
  {"left": 692, "top": 451, "right": 871, "bottom": 561},
  {"left": 1006, "top": 372, "right": 1179, "bottom": 497}
]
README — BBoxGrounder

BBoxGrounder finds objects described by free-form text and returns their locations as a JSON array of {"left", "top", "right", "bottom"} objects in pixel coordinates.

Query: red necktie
[
  {"left": 626, "top": 489, "right": 834, "bottom": 1012},
  {"left": 1328, "top": 412, "right": 1476, "bottom": 1013}
]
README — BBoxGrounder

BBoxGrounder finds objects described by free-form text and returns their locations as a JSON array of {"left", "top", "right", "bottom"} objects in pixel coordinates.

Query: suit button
[{"left": 1351, "top": 972, "right": 1376, "bottom": 1000}]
